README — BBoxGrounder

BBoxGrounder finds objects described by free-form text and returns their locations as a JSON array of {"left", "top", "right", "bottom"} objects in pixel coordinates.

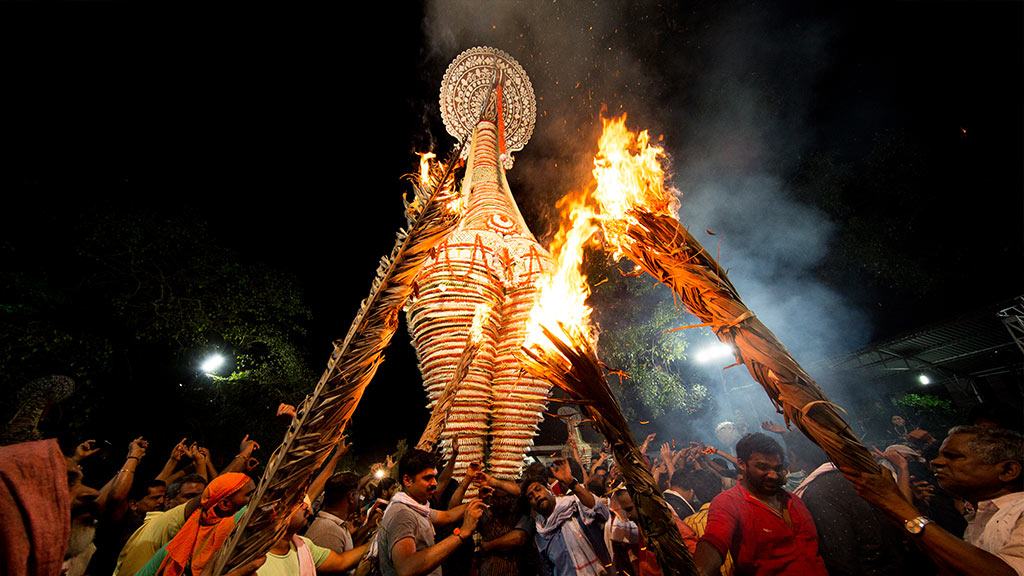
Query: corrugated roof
[{"left": 819, "top": 296, "right": 1024, "bottom": 397}]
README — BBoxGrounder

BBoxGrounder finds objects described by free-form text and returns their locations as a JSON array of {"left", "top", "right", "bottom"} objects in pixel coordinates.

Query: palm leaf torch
[
  {"left": 207, "top": 153, "right": 465, "bottom": 575},
  {"left": 588, "top": 116, "right": 881, "bottom": 475},
  {"left": 520, "top": 194, "right": 699, "bottom": 576}
]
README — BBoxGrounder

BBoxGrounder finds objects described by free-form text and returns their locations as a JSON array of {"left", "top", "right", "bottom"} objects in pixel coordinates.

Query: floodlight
[
  {"left": 201, "top": 354, "right": 226, "bottom": 374},
  {"left": 695, "top": 343, "right": 734, "bottom": 364}
]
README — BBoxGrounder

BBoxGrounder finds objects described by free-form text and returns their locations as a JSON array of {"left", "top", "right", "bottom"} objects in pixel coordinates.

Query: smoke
[{"left": 422, "top": 1, "right": 874, "bottom": 444}]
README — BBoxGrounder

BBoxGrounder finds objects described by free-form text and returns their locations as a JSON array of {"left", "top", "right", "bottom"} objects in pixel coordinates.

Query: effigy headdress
[{"left": 440, "top": 46, "right": 536, "bottom": 169}]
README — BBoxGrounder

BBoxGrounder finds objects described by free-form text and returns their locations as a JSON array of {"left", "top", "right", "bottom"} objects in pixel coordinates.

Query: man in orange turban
[{"left": 135, "top": 472, "right": 255, "bottom": 576}]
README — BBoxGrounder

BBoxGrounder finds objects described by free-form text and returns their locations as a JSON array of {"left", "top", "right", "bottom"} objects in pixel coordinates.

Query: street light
[
  {"left": 695, "top": 343, "right": 734, "bottom": 364},
  {"left": 918, "top": 374, "right": 931, "bottom": 385},
  {"left": 201, "top": 354, "right": 226, "bottom": 374}
]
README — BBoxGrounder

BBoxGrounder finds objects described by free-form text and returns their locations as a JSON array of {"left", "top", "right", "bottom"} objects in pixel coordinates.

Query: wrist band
[
  {"left": 127, "top": 456, "right": 140, "bottom": 460},
  {"left": 567, "top": 479, "right": 579, "bottom": 490}
]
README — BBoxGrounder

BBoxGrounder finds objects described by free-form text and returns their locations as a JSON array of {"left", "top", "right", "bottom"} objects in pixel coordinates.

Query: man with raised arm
[
  {"left": 522, "top": 457, "right": 610, "bottom": 576},
  {"left": 378, "top": 449, "right": 485, "bottom": 576}
]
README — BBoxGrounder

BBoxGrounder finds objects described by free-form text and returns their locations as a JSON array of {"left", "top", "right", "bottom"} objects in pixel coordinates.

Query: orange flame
[
  {"left": 418, "top": 151, "right": 438, "bottom": 189},
  {"left": 525, "top": 114, "right": 674, "bottom": 356},
  {"left": 592, "top": 115, "right": 677, "bottom": 258},
  {"left": 469, "top": 303, "right": 490, "bottom": 345}
]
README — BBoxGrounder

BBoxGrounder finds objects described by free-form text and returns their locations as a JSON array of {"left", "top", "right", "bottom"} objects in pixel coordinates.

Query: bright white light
[
  {"left": 201, "top": 354, "right": 225, "bottom": 374},
  {"left": 374, "top": 469, "right": 385, "bottom": 479},
  {"left": 918, "top": 374, "right": 931, "bottom": 385},
  {"left": 695, "top": 344, "right": 734, "bottom": 364}
]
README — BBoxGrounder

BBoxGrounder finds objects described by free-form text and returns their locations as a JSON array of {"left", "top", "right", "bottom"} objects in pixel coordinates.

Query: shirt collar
[
  {"left": 978, "top": 491, "right": 1024, "bottom": 510},
  {"left": 317, "top": 510, "right": 348, "bottom": 527}
]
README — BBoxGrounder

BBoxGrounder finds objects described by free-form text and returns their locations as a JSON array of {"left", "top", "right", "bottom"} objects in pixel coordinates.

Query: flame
[
  {"left": 525, "top": 187, "right": 601, "bottom": 351},
  {"left": 418, "top": 151, "right": 438, "bottom": 189},
  {"left": 525, "top": 114, "right": 675, "bottom": 356},
  {"left": 469, "top": 303, "right": 490, "bottom": 345},
  {"left": 592, "top": 115, "right": 677, "bottom": 258}
]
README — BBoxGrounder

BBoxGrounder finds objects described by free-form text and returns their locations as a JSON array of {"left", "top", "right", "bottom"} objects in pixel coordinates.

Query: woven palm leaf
[
  {"left": 416, "top": 334, "right": 482, "bottom": 451},
  {"left": 207, "top": 156, "right": 463, "bottom": 576},
  {"left": 621, "top": 208, "right": 881, "bottom": 475},
  {"left": 522, "top": 323, "right": 699, "bottom": 576}
]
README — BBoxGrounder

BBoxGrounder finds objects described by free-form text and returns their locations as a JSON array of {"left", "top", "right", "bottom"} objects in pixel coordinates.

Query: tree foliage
[
  {"left": 586, "top": 250, "right": 712, "bottom": 421},
  {"left": 1, "top": 210, "right": 316, "bottom": 459}
]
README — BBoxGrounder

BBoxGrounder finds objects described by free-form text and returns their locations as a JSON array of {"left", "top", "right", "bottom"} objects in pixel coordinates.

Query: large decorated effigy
[{"left": 406, "top": 47, "right": 552, "bottom": 481}]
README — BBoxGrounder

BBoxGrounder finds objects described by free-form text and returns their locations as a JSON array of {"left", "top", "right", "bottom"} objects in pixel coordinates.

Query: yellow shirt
[
  {"left": 256, "top": 536, "right": 330, "bottom": 576},
  {"left": 113, "top": 504, "right": 188, "bottom": 576}
]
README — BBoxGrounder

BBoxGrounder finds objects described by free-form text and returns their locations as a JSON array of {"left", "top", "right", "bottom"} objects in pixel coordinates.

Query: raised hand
[
  {"left": 761, "top": 420, "right": 786, "bottom": 434},
  {"left": 72, "top": 439, "right": 101, "bottom": 463},
  {"left": 239, "top": 434, "right": 260, "bottom": 457},
  {"left": 128, "top": 436, "right": 148, "bottom": 459},
  {"left": 191, "top": 444, "right": 208, "bottom": 467},
  {"left": 171, "top": 438, "right": 189, "bottom": 461},
  {"left": 337, "top": 435, "right": 352, "bottom": 456},
  {"left": 550, "top": 458, "right": 576, "bottom": 486},
  {"left": 660, "top": 441, "right": 674, "bottom": 462},
  {"left": 460, "top": 499, "right": 487, "bottom": 534},
  {"left": 642, "top": 432, "right": 657, "bottom": 447},
  {"left": 276, "top": 403, "right": 296, "bottom": 419}
]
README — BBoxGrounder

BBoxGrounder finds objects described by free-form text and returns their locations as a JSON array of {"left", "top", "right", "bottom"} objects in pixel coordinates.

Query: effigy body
[{"left": 407, "top": 113, "right": 551, "bottom": 480}]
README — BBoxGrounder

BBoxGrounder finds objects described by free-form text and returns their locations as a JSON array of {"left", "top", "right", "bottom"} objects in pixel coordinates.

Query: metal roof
[{"left": 818, "top": 295, "right": 1024, "bottom": 400}]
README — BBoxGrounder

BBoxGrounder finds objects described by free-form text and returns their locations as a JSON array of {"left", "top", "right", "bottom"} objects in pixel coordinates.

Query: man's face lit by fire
[
  {"left": 402, "top": 467, "right": 438, "bottom": 505},
  {"left": 526, "top": 480, "right": 555, "bottom": 517},
  {"left": 738, "top": 452, "right": 787, "bottom": 499}
]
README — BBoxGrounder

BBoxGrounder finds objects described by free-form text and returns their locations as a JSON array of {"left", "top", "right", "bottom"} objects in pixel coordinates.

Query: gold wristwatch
[{"left": 904, "top": 515, "right": 932, "bottom": 535}]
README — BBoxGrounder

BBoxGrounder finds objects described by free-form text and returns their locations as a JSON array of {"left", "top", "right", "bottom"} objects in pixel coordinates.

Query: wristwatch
[{"left": 904, "top": 515, "right": 933, "bottom": 535}]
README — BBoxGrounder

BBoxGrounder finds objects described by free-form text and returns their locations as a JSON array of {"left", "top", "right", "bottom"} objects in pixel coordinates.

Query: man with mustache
[
  {"left": 378, "top": 449, "right": 485, "bottom": 576},
  {"left": 693, "top": 433, "right": 827, "bottom": 576},
  {"left": 843, "top": 425, "right": 1024, "bottom": 576}
]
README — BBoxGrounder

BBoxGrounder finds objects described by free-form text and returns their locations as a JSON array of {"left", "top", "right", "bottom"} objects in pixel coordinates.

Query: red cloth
[
  {"left": 0, "top": 439, "right": 71, "bottom": 576},
  {"left": 700, "top": 485, "right": 827, "bottom": 576},
  {"left": 157, "top": 472, "right": 250, "bottom": 576}
]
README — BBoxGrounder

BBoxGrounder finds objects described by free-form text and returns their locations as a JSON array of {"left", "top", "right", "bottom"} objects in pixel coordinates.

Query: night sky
[{"left": 2, "top": 2, "right": 1021, "bottom": 460}]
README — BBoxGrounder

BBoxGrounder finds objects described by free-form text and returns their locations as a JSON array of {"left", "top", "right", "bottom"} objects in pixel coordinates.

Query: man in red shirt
[{"left": 693, "top": 433, "right": 827, "bottom": 576}]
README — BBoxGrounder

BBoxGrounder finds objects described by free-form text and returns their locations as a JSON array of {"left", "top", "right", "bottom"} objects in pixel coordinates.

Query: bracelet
[
  {"left": 567, "top": 479, "right": 579, "bottom": 490},
  {"left": 119, "top": 469, "right": 135, "bottom": 474},
  {"left": 127, "top": 456, "right": 140, "bottom": 460},
  {"left": 453, "top": 528, "right": 470, "bottom": 541}
]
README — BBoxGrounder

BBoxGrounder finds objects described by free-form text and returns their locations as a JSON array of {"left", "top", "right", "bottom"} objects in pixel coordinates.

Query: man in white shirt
[{"left": 842, "top": 425, "right": 1024, "bottom": 576}]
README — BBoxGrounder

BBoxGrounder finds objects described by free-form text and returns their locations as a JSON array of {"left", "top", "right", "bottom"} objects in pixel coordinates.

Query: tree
[
  {"left": 586, "top": 251, "right": 712, "bottom": 421},
  {"left": 1, "top": 209, "right": 316, "bottom": 461}
]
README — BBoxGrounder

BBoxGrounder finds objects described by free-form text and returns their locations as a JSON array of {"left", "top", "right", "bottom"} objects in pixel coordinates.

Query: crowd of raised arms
[{"left": 2, "top": 401, "right": 1022, "bottom": 576}]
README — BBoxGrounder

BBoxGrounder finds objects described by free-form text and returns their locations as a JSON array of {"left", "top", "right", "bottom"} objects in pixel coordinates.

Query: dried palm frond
[
  {"left": 521, "top": 323, "right": 698, "bottom": 576},
  {"left": 207, "top": 153, "right": 464, "bottom": 576},
  {"left": 416, "top": 331, "right": 482, "bottom": 452},
  {"left": 620, "top": 208, "right": 881, "bottom": 475}
]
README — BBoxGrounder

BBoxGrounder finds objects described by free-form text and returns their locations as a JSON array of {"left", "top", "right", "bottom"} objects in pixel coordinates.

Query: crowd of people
[{"left": 1, "top": 402, "right": 1022, "bottom": 576}]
